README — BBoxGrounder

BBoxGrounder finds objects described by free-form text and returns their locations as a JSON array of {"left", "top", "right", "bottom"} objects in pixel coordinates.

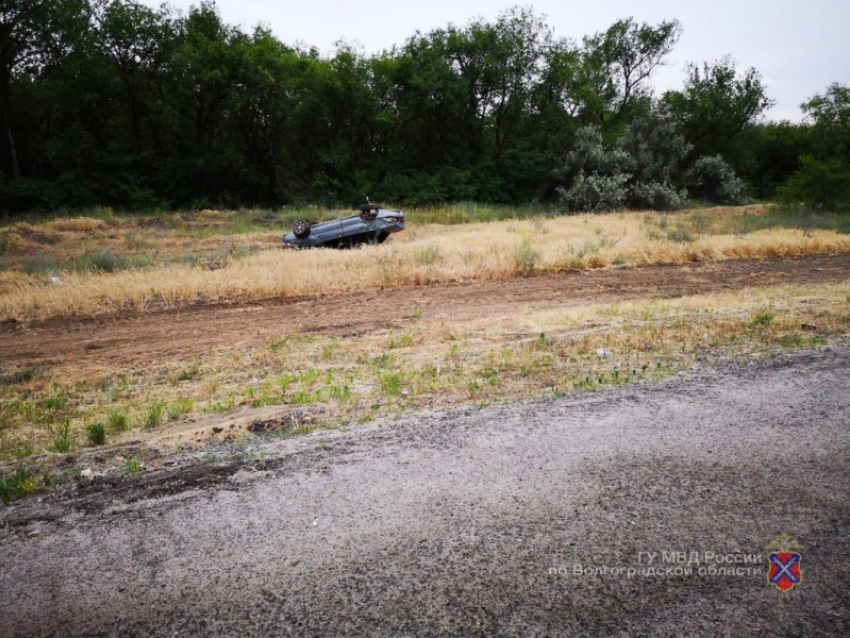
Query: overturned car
[{"left": 283, "top": 204, "right": 405, "bottom": 248}]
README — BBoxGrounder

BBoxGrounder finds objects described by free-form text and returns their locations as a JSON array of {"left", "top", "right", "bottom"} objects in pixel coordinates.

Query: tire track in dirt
[{"left": 2, "top": 252, "right": 848, "bottom": 367}]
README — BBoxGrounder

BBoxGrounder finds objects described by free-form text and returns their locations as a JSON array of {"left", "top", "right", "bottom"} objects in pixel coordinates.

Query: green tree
[
  {"left": 582, "top": 17, "right": 681, "bottom": 122},
  {"left": 662, "top": 57, "right": 773, "bottom": 160},
  {"left": 801, "top": 82, "right": 850, "bottom": 161},
  {"left": 774, "top": 84, "right": 850, "bottom": 211},
  {"left": 0, "top": 0, "right": 88, "bottom": 178},
  {"left": 777, "top": 155, "right": 850, "bottom": 212}
]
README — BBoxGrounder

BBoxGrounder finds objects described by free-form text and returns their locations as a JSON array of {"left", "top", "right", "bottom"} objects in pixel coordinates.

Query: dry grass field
[
  {"left": 1, "top": 204, "right": 849, "bottom": 323},
  {"left": 1, "top": 203, "right": 849, "bottom": 500}
]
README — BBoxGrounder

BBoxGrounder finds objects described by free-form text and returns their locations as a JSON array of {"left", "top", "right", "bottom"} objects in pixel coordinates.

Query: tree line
[{"left": 1, "top": 1, "right": 848, "bottom": 212}]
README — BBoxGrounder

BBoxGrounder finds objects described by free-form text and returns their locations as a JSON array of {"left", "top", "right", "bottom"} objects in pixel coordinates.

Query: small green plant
[
  {"left": 372, "top": 352, "right": 393, "bottom": 368},
  {"left": 666, "top": 225, "right": 694, "bottom": 242},
  {"left": 11, "top": 444, "right": 35, "bottom": 459},
  {"left": 107, "top": 409, "right": 128, "bottom": 431},
  {"left": 689, "top": 210, "right": 715, "bottom": 234},
  {"left": 208, "top": 396, "right": 236, "bottom": 413},
  {"left": 387, "top": 332, "right": 415, "bottom": 349},
  {"left": 144, "top": 402, "right": 165, "bottom": 429},
  {"left": 41, "top": 390, "right": 69, "bottom": 412},
  {"left": 49, "top": 419, "right": 72, "bottom": 453},
  {"left": 86, "top": 421, "right": 106, "bottom": 446},
  {"left": 779, "top": 333, "right": 804, "bottom": 348},
  {"left": 514, "top": 238, "right": 540, "bottom": 274},
  {"left": 168, "top": 399, "right": 193, "bottom": 421},
  {"left": 328, "top": 384, "right": 351, "bottom": 401},
  {"left": 124, "top": 457, "right": 142, "bottom": 473},
  {"left": 0, "top": 467, "right": 46, "bottom": 503},
  {"left": 379, "top": 372, "right": 403, "bottom": 396},
  {"left": 176, "top": 363, "right": 200, "bottom": 382},
  {"left": 752, "top": 311, "right": 776, "bottom": 327},
  {"left": 269, "top": 337, "right": 290, "bottom": 354},
  {"left": 290, "top": 390, "right": 319, "bottom": 405}
]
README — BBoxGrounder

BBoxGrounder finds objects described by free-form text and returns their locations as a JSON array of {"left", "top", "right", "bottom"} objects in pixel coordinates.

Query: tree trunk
[{"left": 1, "top": 69, "right": 21, "bottom": 179}]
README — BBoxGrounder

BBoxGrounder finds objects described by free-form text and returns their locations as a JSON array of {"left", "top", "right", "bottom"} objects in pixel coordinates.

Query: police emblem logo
[{"left": 766, "top": 533, "right": 803, "bottom": 592}]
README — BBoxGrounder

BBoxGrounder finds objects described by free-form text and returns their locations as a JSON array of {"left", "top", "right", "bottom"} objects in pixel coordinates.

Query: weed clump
[
  {"left": 515, "top": 238, "right": 540, "bottom": 275},
  {"left": 752, "top": 311, "right": 775, "bottom": 327},
  {"left": 124, "top": 457, "right": 142, "bottom": 473},
  {"left": 86, "top": 421, "right": 106, "bottom": 446},
  {"left": 107, "top": 409, "right": 128, "bottom": 431},
  {"left": 0, "top": 468, "right": 49, "bottom": 504},
  {"left": 144, "top": 402, "right": 164, "bottom": 429},
  {"left": 48, "top": 419, "right": 72, "bottom": 453}
]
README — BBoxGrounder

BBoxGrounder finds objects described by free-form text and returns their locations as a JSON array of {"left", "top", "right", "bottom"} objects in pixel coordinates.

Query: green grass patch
[
  {"left": 124, "top": 457, "right": 142, "bottom": 473},
  {"left": 107, "top": 409, "right": 128, "bottom": 431},
  {"left": 0, "top": 467, "right": 49, "bottom": 504},
  {"left": 48, "top": 419, "right": 72, "bottom": 453},
  {"left": 144, "top": 402, "right": 165, "bottom": 429},
  {"left": 85, "top": 421, "right": 107, "bottom": 446},
  {"left": 752, "top": 311, "right": 776, "bottom": 327}
]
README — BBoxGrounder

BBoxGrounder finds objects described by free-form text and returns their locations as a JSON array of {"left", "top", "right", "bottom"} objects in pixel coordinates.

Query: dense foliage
[{"left": 0, "top": 1, "right": 847, "bottom": 212}]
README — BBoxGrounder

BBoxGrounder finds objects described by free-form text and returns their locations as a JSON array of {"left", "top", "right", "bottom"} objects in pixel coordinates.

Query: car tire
[
  {"left": 293, "top": 220, "right": 311, "bottom": 239},
  {"left": 359, "top": 209, "right": 378, "bottom": 222}
]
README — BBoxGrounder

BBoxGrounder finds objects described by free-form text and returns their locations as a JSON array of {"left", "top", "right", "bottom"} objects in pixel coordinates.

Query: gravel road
[{"left": 2, "top": 348, "right": 849, "bottom": 637}]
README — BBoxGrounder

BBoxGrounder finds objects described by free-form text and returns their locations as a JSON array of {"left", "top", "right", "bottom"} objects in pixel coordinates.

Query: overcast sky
[{"left": 144, "top": 0, "right": 849, "bottom": 122}]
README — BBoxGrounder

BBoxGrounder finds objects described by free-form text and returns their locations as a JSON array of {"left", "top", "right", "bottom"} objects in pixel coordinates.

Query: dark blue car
[{"left": 283, "top": 204, "right": 405, "bottom": 248}]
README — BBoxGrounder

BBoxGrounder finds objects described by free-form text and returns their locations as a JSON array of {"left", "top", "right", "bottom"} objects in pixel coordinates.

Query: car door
[
  {"left": 340, "top": 213, "right": 367, "bottom": 240},
  {"left": 313, "top": 219, "right": 343, "bottom": 243}
]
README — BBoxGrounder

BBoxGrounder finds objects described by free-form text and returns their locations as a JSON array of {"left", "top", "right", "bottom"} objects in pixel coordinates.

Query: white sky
[{"left": 145, "top": 0, "right": 850, "bottom": 122}]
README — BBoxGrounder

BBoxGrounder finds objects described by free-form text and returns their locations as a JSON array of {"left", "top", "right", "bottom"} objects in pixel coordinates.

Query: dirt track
[
  {"left": 2, "top": 252, "right": 849, "bottom": 368},
  {"left": 1, "top": 347, "right": 848, "bottom": 637}
]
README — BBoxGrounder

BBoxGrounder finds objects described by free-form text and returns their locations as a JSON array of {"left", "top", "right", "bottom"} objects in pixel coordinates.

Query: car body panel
[{"left": 283, "top": 207, "right": 405, "bottom": 248}]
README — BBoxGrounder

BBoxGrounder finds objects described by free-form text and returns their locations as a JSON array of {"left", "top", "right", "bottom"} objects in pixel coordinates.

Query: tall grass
[{"left": 2, "top": 206, "right": 850, "bottom": 323}]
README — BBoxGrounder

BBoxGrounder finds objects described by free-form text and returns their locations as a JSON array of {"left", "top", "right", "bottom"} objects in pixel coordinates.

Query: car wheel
[
  {"left": 359, "top": 209, "right": 378, "bottom": 222},
  {"left": 293, "top": 220, "right": 311, "bottom": 239}
]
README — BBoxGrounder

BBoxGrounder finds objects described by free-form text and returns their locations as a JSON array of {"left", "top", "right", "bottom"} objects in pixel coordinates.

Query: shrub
[
  {"left": 687, "top": 155, "right": 750, "bottom": 205},
  {"left": 776, "top": 155, "right": 850, "bottom": 212},
  {"left": 628, "top": 182, "right": 687, "bottom": 210},
  {"left": 558, "top": 172, "right": 629, "bottom": 212}
]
